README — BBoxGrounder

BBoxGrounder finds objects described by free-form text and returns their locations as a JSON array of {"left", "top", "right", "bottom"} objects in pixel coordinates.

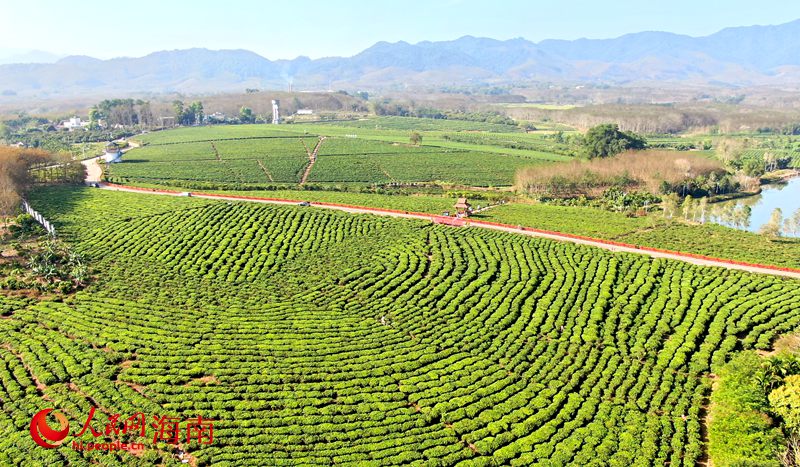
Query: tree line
[{"left": 0, "top": 147, "right": 82, "bottom": 217}]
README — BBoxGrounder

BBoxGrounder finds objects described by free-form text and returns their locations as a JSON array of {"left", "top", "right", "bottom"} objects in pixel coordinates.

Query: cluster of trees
[
  {"left": 662, "top": 194, "right": 717, "bottom": 224},
  {"left": 413, "top": 108, "right": 516, "bottom": 126},
  {"left": 516, "top": 150, "right": 728, "bottom": 200},
  {"left": 506, "top": 103, "right": 800, "bottom": 134},
  {"left": 369, "top": 101, "right": 516, "bottom": 126},
  {"left": 172, "top": 100, "right": 205, "bottom": 126},
  {"left": 90, "top": 99, "right": 154, "bottom": 128},
  {"left": 662, "top": 196, "right": 800, "bottom": 239},
  {"left": 172, "top": 101, "right": 263, "bottom": 125},
  {"left": 599, "top": 187, "right": 661, "bottom": 213},
  {"left": 0, "top": 147, "right": 81, "bottom": 217},
  {"left": 709, "top": 136, "right": 798, "bottom": 177},
  {"left": 1, "top": 112, "right": 135, "bottom": 151},
  {"left": 580, "top": 123, "right": 647, "bottom": 159},
  {"left": 760, "top": 208, "right": 800, "bottom": 238},
  {"left": 238, "top": 106, "right": 255, "bottom": 124}
]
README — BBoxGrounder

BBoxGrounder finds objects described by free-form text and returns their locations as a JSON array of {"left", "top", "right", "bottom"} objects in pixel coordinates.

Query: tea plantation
[{"left": 1, "top": 187, "right": 798, "bottom": 465}]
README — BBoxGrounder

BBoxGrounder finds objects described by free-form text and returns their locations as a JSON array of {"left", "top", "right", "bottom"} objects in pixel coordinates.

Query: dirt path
[
  {"left": 81, "top": 157, "right": 103, "bottom": 183},
  {"left": 256, "top": 160, "right": 274, "bottom": 182},
  {"left": 81, "top": 140, "right": 140, "bottom": 184},
  {"left": 94, "top": 183, "right": 800, "bottom": 280},
  {"left": 299, "top": 137, "right": 326, "bottom": 185}
]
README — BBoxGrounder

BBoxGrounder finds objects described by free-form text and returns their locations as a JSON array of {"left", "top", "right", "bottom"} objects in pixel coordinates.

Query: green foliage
[
  {"left": 10, "top": 186, "right": 800, "bottom": 465},
  {"left": 600, "top": 187, "right": 660, "bottom": 212},
  {"left": 1, "top": 222, "right": 89, "bottom": 293},
  {"left": 239, "top": 106, "right": 255, "bottom": 124},
  {"left": 769, "top": 375, "right": 800, "bottom": 433},
  {"left": 116, "top": 126, "right": 544, "bottom": 187},
  {"left": 8, "top": 214, "right": 43, "bottom": 237},
  {"left": 480, "top": 202, "right": 800, "bottom": 268},
  {"left": 709, "top": 352, "right": 784, "bottom": 467},
  {"left": 582, "top": 124, "right": 647, "bottom": 159},
  {"left": 172, "top": 100, "right": 204, "bottom": 126},
  {"left": 442, "top": 131, "right": 577, "bottom": 156}
]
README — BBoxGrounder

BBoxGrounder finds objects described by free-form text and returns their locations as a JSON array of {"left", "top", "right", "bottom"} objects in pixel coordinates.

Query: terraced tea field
[{"left": 3, "top": 186, "right": 799, "bottom": 465}]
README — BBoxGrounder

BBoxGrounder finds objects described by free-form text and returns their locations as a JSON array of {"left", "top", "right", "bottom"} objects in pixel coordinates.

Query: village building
[
  {"left": 103, "top": 142, "right": 123, "bottom": 163},
  {"left": 60, "top": 116, "right": 89, "bottom": 131}
]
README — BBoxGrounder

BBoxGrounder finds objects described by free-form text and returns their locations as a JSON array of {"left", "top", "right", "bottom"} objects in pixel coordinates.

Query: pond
[{"left": 709, "top": 176, "right": 800, "bottom": 237}]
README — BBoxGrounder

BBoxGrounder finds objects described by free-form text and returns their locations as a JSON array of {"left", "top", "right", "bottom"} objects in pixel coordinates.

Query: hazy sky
[{"left": 2, "top": 0, "right": 800, "bottom": 60}]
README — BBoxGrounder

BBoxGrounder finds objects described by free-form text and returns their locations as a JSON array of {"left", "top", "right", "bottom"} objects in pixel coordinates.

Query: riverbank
[{"left": 760, "top": 169, "right": 800, "bottom": 184}]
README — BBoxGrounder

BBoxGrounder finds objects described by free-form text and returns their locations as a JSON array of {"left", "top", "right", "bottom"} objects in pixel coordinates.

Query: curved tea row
[{"left": 2, "top": 192, "right": 799, "bottom": 465}]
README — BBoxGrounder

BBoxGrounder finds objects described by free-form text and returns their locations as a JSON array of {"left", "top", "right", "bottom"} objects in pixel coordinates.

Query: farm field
[
  {"left": 308, "top": 149, "right": 539, "bottom": 186},
  {"left": 2, "top": 186, "right": 798, "bottom": 465},
  {"left": 136, "top": 126, "right": 310, "bottom": 145},
  {"left": 477, "top": 203, "right": 800, "bottom": 269},
  {"left": 113, "top": 122, "right": 565, "bottom": 188},
  {"left": 91, "top": 178, "right": 800, "bottom": 270},
  {"left": 312, "top": 116, "right": 523, "bottom": 132}
]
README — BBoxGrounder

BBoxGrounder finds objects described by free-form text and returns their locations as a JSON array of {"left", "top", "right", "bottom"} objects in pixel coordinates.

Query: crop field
[
  {"left": 316, "top": 138, "right": 444, "bottom": 156},
  {"left": 112, "top": 124, "right": 559, "bottom": 187},
  {"left": 313, "top": 116, "right": 523, "bottom": 132},
  {"left": 2, "top": 186, "right": 798, "bottom": 465},
  {"left": 477, "top": 203, "right": 800, "bottom": 269},
  {"left": 137, "top": 126, "right": 310, "bottom": 145},
  {"left": 309, "top": 150, "right": 539, "bottom": 186},
  {"left": 115, "top": 136, "right": 317, "bottom": 184},
  {"left": 440, "top": 133, "right": 575, "bottom": 156}
]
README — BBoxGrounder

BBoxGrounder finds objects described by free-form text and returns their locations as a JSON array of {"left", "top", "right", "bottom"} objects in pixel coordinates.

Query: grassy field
[{"left": 2, "top": 186, "right": 798, "bottom": 465}]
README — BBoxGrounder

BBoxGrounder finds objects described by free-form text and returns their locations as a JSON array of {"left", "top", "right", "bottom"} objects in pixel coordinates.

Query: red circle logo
[{"left": 29, "top": 409, "right": 70, "bottom": 448}]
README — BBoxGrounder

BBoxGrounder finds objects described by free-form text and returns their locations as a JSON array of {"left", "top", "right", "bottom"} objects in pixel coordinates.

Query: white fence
[{"left": 21, "top": 201, "right": 57, "bottom": 237}]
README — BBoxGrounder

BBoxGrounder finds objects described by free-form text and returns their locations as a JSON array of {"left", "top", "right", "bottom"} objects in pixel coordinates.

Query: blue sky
[{"left": 2, "top": 0, "right": 800, "bottom": 60}]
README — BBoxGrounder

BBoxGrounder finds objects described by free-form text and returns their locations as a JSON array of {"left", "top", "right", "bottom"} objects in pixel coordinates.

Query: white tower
[{"left": 271, "top": 100, "right": 280, "bottom": 124}]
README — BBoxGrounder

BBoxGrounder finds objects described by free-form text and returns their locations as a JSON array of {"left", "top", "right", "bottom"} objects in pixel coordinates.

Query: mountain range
[{"left": 3, "top": 20, "right": 800, "bottom": 97}]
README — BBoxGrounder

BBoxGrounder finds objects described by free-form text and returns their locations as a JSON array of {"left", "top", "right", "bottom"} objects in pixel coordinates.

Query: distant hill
[
  {"left": 0, "top": 48, "right": 63, "bottom": 66},
  {"left": 2, "top": 20, "right": 800, "bottom": 97}
]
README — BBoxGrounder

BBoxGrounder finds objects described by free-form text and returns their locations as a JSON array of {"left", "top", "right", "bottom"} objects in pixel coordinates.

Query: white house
[
  {"left": 296, "top": 109, "right": 314, "bottom": 115},
  {"left": 62, "top": 116, "right": 88, "bottom": 131}
]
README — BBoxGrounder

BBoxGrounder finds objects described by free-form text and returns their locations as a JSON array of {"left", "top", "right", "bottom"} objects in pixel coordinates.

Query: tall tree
[
  {"left": 189, "top": 101, "right": 204, "bottom": 125},
  {"left": 784, "top": 208, "right": 800, "bottom": 237},
  {"left": 760, "top": 208, "right": 784, "bottom": 238},
  {"left": 681, "top": 195, "right": 694, "bottom": 221},
  {"left": 173, "top": 100, "right": 186, "bottom": 125},
  {"left": 661, "top": 193, "right": 679, "bottom": 219},
  {"left": 138, "top": 101, "right": 154, "bottom": 128},
  {"left": 0, "top": 147, "right": 53, "bottom": 216},
  {"left": 239, "top": 107, "right": 255, "bottom": 124}
]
